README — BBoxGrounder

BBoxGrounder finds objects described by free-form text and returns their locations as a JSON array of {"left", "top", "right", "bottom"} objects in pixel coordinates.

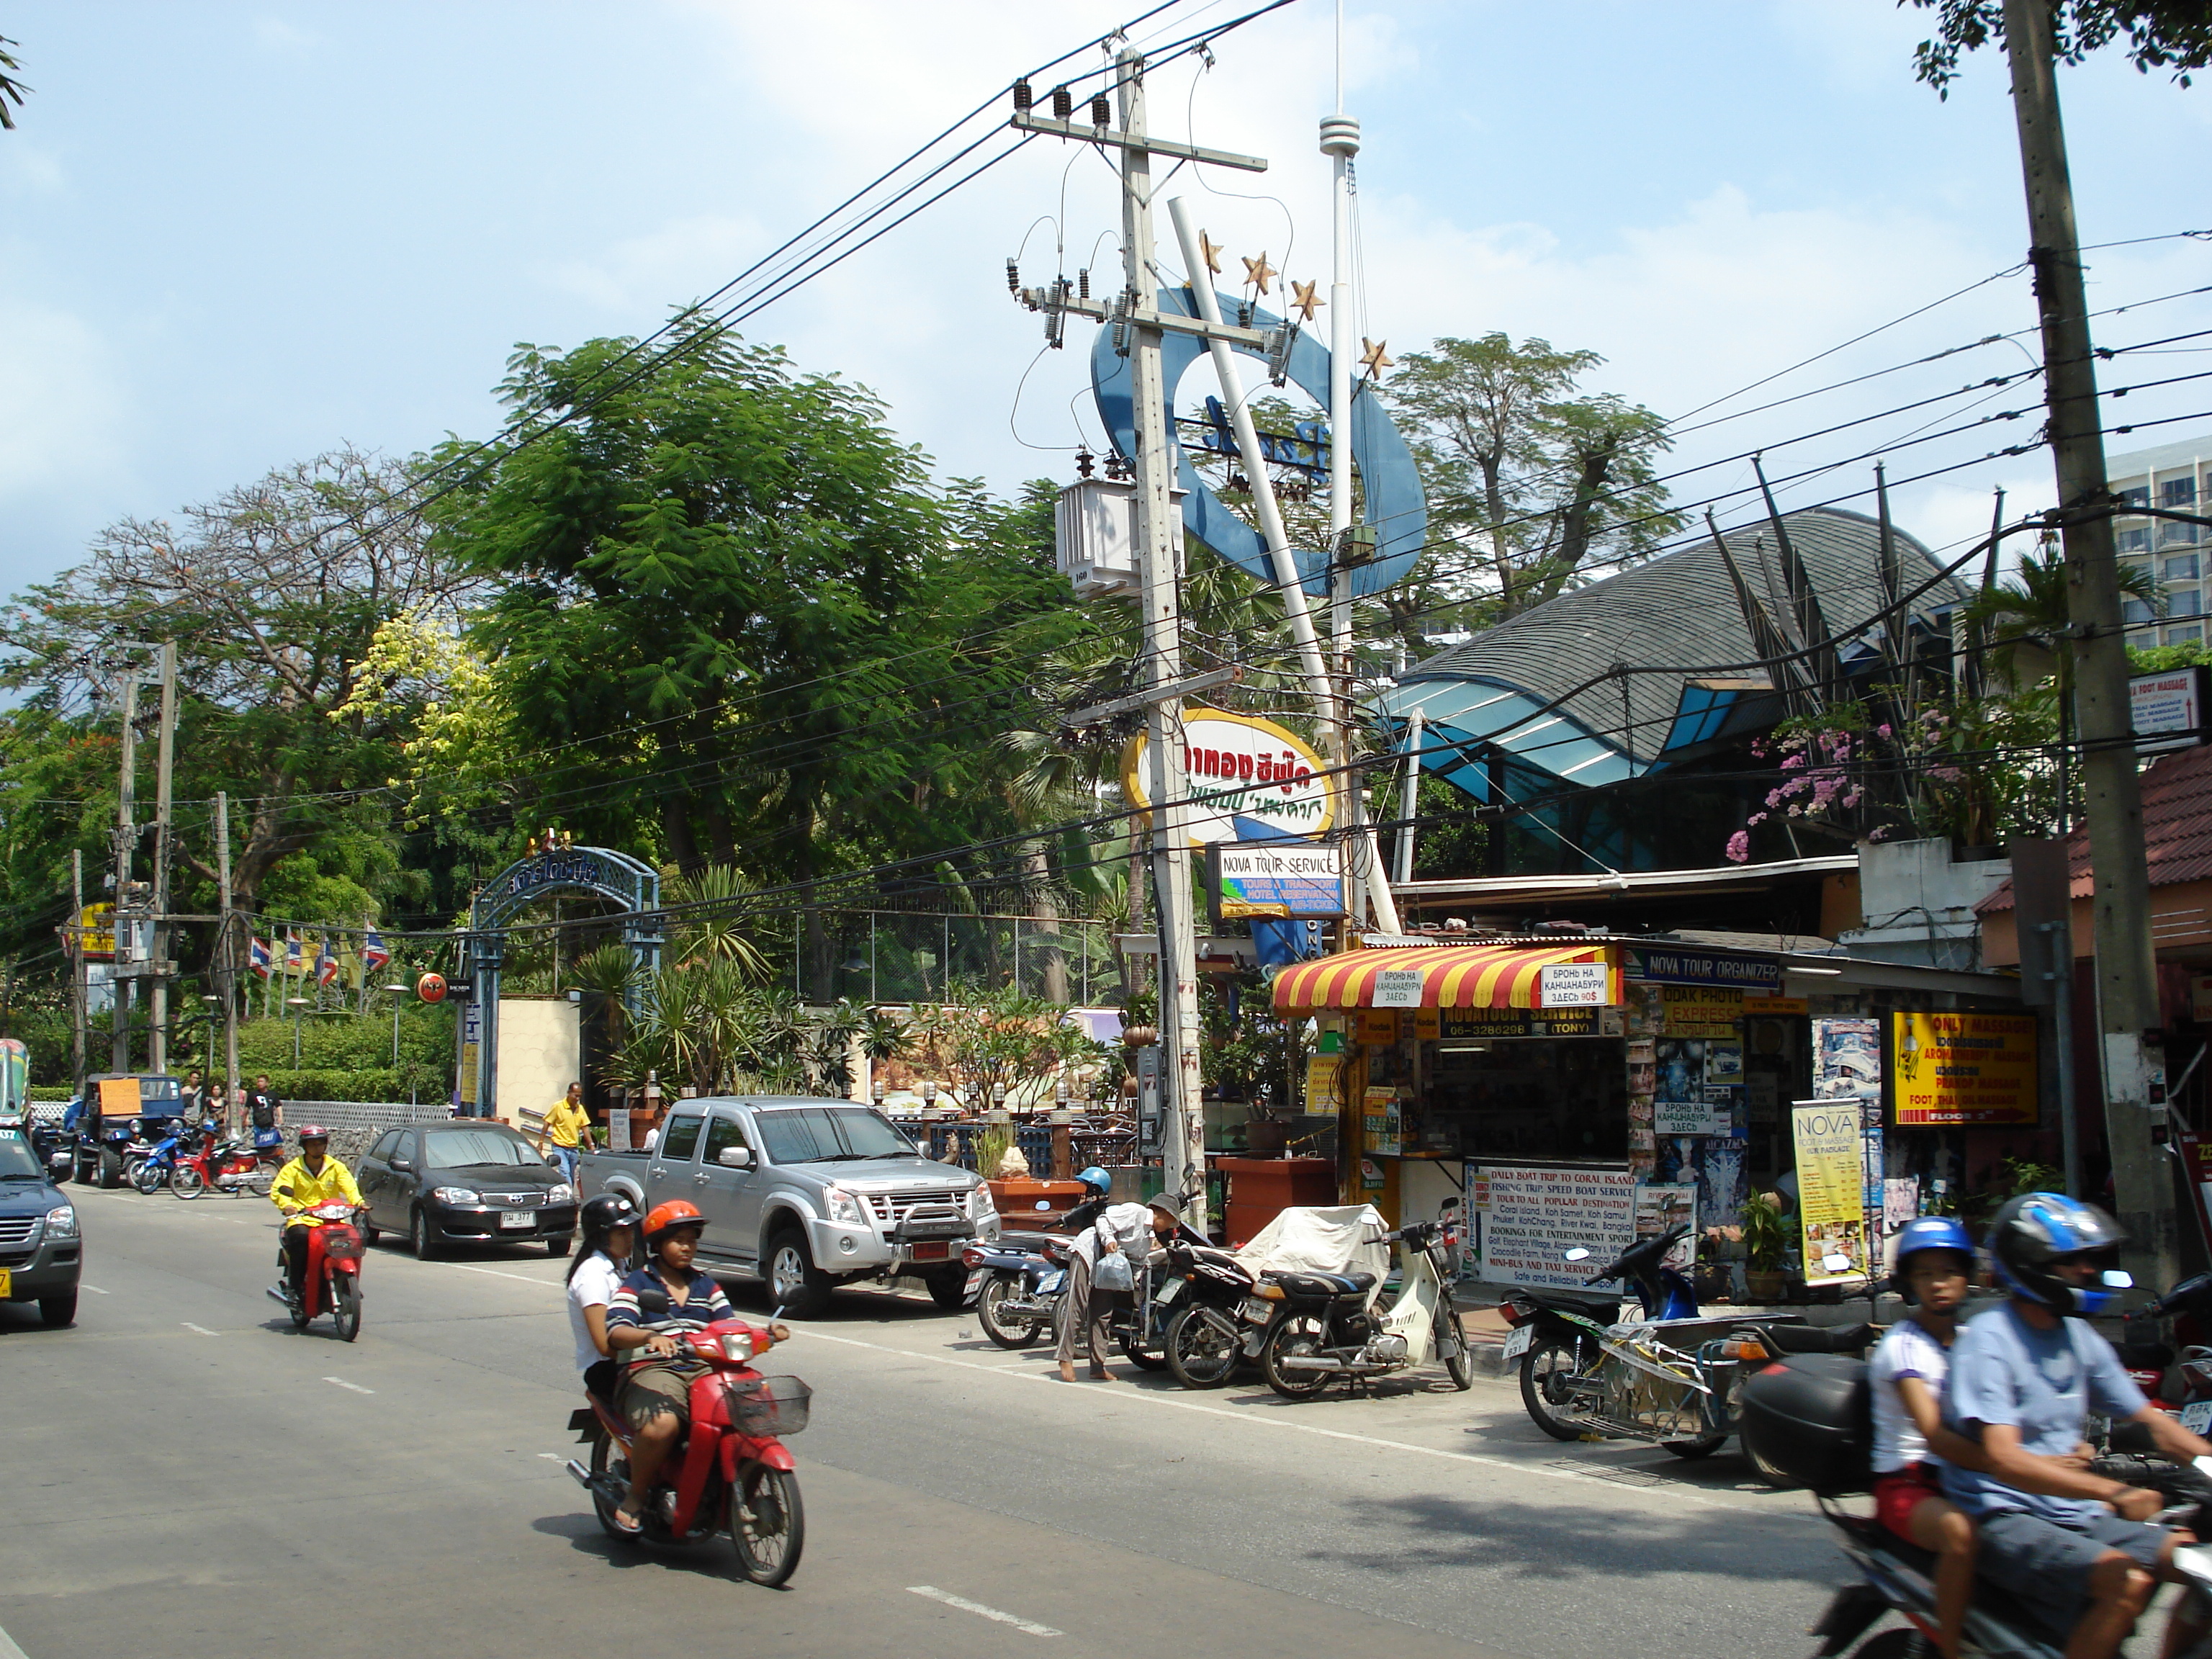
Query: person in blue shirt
[{"left": 1942, "top": 1194, "right": 2212, "bottom": 1659}]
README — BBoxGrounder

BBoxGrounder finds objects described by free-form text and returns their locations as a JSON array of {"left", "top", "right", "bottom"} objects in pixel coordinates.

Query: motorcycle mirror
[
  {"left": 634, "top": 1288, "right": 672, "bottom": 1316},
  {"left": 2103, "top": 1269, "right": 2136, "bottom": 1289},
  {"left": 1035, "top": 1200, "right": 1051, "bottom": 1210},
  {"left": 1563, "top": 1247, "right": 1591, "bottom": 1262},
  {"left": 1822, "top": 1252, "right": 1854, "bottom": 1272}
]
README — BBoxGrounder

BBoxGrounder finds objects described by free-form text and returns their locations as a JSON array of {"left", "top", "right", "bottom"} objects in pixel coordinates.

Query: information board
[
  {"left": 1468, "top": 1163, "right": 1636, "bottom": 1290},
  {"left": 1892, "top": 1012, "right": 2038, "bottom": 1127},
  {"left": 1210, "top": 840, "right": 1347, "bottom": 919},
  {"left": 1793, "top": 1101, "right": 1869, "bottom": 1283}
]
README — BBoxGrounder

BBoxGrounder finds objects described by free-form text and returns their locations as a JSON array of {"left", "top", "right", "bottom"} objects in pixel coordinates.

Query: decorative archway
[{"left": 458, "top": 846, "right": 662, "bottom": 1118}]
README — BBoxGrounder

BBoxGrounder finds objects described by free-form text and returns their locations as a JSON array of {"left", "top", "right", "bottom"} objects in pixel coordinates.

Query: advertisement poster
[
  {"left": 1362, "top": 1087, "right": 1402, "bottom": 1156},
  {"left": 607, "top": 1109, "right": 631, "bottom": 1154},
  {"left": 1814, "top": 1018, "right": 1882, "bottom": 1101},
  {"left": 1656, "top": 1136, "right": 1747, "bottom": 1230},
  {"left": 1793, "top": 1101, "right": 1869, "bottom": 1282},
  {"left": 1892, "top": 1012, "right": 2039, "bottom": 1127},
  {"left": 1468, "top": 1164, "right": 1637, "bottom": 1291},
  {"left": 1303, "top": 1055, "right": 1344, "bottom": 1115},
  {"left": 1633, "top": 1183, "right": 1699, "bottom": 1272},
  {"left": 1663, "top": 986, "right": 1746, "bottom": 1038}
]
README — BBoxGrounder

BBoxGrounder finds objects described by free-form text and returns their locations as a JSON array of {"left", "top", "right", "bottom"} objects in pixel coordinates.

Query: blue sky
[{"left": 1, "top": 1, "right": 2207, "bottom": 597}]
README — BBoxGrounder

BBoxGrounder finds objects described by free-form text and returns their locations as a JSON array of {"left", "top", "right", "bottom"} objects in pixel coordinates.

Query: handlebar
[{"left": 1583, "top": 1222, "right": 1691, "bottom": 1286}]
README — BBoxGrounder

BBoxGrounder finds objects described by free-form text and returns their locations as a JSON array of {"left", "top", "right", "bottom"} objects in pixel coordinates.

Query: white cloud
[
  {"left": 0, "top": 292, "right": 127, "bottom": 500},
  {"left": 0, "top": 139, "right": 66, "bottom": 197}
]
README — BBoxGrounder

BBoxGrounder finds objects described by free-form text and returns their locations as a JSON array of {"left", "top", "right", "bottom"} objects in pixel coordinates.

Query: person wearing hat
[
  {"left": 267, "top": 1124, "right": 361, "bottom": 1310},
  {"left": 567, "top": 1192, "right": 641, "bottom": 1404},
  {"left": 1057, "top": 1167, "right": 1151, "bottom": 1384}
]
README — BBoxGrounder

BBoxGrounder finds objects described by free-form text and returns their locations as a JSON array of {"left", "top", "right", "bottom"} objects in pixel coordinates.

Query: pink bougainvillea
[{"left": 1725, "top": 830, "right": 1751, "bottom": 863}]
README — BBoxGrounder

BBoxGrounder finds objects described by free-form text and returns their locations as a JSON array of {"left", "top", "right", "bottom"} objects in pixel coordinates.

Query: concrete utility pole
[
  {"left": 109, "top": 669, "right": 140, "bottom": 1075},
  {"left": 216, "top": 791, "right": 240, "bottom": 1133},
  {"left": 2001, "top": 0, "right": 2175, "bottom": 1285},
  {"left": 147, "top": 643, "right": 177, "bottom": 1074},
  {"left": 68, "top": 848, "right": 85, "bottom": 1089}
]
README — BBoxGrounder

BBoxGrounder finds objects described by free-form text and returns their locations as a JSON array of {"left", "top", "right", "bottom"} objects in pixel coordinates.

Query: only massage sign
[{"left": 1123, "top": 709, "right": 1336, "bottom": 848}]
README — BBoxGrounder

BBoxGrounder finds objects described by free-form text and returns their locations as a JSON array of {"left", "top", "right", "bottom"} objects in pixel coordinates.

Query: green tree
[
  {"left": 1907, "top": 0, "right": 2212, "bottom": 92},
  {"left": 0, "top": 35, "right": 28, "bottom": 130},
  {"left": 1380, "top": 334, "right": 1679, "bottom": 633}
]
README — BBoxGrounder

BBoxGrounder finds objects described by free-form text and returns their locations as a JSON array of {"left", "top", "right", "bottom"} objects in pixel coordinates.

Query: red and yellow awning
[{"left": 1270, "top": 942, "right": 1620, "bottom": 1013}]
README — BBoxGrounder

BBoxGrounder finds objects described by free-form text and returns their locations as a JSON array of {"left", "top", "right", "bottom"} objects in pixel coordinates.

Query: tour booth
[{"left": 1267, "top": 931, "right": 2036, "bottom": 1297}]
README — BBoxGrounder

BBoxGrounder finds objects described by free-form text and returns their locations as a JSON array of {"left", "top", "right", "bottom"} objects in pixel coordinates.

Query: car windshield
[
  {"left": 0, "top": 1130, "right": 41, "bottom": 1179},
  {"left": 423, "top": 1128, "right": 543, "bottom": 1169},
  {"left": 752, "top": 1107, "right": 916, "bottom": 1165}
]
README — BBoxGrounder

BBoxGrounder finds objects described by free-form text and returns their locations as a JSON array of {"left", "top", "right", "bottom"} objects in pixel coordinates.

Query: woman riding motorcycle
[{"left": 567, "top": 1192, "right": 640, "bottom": 1404}]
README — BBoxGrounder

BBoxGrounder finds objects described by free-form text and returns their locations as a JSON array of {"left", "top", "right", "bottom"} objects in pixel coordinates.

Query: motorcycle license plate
[
  {"left": 1240, "top": 1297, "right": 1272, "bottom": 1323},
  {"left": 498, "top": 1210, "right": 534, "bottom": 1229},
  {"left": 1040, "top": 1269, "right": 1066, "bottom": 1295},
  {"left": 1501, "top": 1324, "right": 1535, "bottom": 1362},
  {"left": 1156, "top": 1278, "right": 1182, "bottom": 1305},
  {"left": 963, "top": 1272, "right": 982, "bottom": 1297},
  {"left": 909, "top": 1241, "right": 949, "bottom": 1261},
  {"left": 2185, "top": 1401, "right": 2212, "bottom": 1436}
]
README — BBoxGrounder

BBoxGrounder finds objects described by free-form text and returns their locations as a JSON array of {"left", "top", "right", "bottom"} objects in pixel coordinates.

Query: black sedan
[{"left": 355, "top": 1121, "right": 579, "bottom": 1259}]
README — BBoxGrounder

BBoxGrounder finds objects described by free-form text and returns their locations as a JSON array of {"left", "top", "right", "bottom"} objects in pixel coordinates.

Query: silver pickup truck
[{"left": 575, "top": 1095, "right": 998, "bottom": 1317}]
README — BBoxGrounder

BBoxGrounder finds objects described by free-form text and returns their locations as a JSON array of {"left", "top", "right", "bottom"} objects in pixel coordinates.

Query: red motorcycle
[
  {"left": 263, "top": 1204, "right": 365, "bottom": 1341},
  {"left": 565, "top": 1318, "right": 808, "bottom": 1586},
  {"left": 174, "top": 1123, "right": 280, "bottom": 1200}
]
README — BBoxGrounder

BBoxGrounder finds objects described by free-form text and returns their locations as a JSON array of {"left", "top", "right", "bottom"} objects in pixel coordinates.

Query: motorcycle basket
[{"left": 727, "top": 1374, "right": 811, "bottom": 1437}]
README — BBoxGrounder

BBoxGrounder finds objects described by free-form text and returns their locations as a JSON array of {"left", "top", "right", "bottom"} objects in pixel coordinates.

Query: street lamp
[{"left": 286, "top": 996, "right": 308, "bottom": 1066}]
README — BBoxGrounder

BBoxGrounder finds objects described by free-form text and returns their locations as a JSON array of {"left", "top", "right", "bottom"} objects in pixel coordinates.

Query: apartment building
[{"left": 2112, "top": 432, "right": 2212, "bottom": 647}]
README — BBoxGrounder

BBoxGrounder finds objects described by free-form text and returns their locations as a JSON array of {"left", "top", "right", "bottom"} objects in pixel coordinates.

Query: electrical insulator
[
  {"left": 1089, "top": 94, "right": 1110, "bottom": 127},
  {"left": 1077, "top": 269, "right": 1089, "bottom": 300},
  {"left": 1013, "top": 78, "right": 1032, "bottom": 112},
  {"left": 1006, "top": 258, "right": 1020, "bottom": 295},
  {"left": 1051, "top": 84, "right": 1072, "bottom": 120}
]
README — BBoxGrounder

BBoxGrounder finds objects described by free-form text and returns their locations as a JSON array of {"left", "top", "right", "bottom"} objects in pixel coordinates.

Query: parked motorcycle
[
  {"left": 174, "top": 1123, "right": 279, "bottom": 1200},
  {"left": 564, "top": 1305, "right": 808, "bottom": 1586},
  {"left": 263, "top": 1202, "right": 366, "bottom": 1341},
  {"left": 1161, "top": 1236, "right": 1261, "bottom": 1389},
  {"left": 130, "top": 1121, "right": 193, "bottom": 1194},
  {"left": 1237, "top": 1210, "right": 1476, "bottom": 1399},
  {"left": 962, "top": 1233, "right": 1066, "bottom": 1349},
  {"left": 1505, "top": 1223, "right": 1863, "bottom": 1456}
]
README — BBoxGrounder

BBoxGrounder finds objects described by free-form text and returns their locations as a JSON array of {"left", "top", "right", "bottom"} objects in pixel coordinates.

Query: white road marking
[
  {"left": 80, "top": 1284, "right": 109, "bottom": 1294},
  {"left": 448, "top": 1263, "right": 560, "bottom": 1287},
  {"left": 796, "top": 1328, "right": 1795, "bottom": 1516},
  {"left": 536, "top": 1452, "right": 567, "bottom": 1461},
  {"left": 0, "top": 1614, "right": 32, "bottom": 1658},
  {"left": 907, "top": 1586, "right": 1063, "bottom": 1637},
  {"left": 323, "top": 1377, "right": 374, "bottom": 1394},
  {"left": 181, "top": 1322, "right": 217, "bottom": 1336}
]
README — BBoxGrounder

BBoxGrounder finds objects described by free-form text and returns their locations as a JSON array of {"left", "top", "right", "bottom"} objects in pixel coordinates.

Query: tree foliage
[{"left": 1907, "top": 0, "right": 2212, "bottom": 92}]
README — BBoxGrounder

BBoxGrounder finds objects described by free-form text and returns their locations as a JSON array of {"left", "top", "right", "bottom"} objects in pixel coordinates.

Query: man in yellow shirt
[
  {"left": 539, "top": 1082, "right": 591, "bottom": 1181},
  {"left": 269, "top": 1125, "right": 362, "bottom": 1308}
]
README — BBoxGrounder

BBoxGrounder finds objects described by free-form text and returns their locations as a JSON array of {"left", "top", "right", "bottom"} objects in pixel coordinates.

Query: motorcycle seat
[
  {"left": 1270, "top": 1270, "right": 1377, "bottom": 1298},
  {"left": 1758, "top": 1321, "right": 1874, "bottom": 1356}
]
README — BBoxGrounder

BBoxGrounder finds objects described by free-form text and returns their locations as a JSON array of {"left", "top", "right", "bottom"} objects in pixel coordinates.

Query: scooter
[
  {"left": 174, "top": 1123, "right": 278, "bottom": 1200},
  {"left": 962, "top": 1233, "right": 1067, "bottom": 1349},
  {"left": 564, "top": 1307, "right": 809, "bottom": 1586},
  {"left": 130, "top": 1121, "right": 193, "bottom": 1194},
  {"left": 1160, "top": 1234, "right": 1260, "bottom": 1390},
  {"left": 264, "top": 1203, "right": 365, "bottom": 1341},
  {"left": 1238, "top": 1208, "right": 1477, "bottom": 1399}
]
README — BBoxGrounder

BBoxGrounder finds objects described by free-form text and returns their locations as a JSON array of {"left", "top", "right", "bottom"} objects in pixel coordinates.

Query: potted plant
[{"left": 1742, "top": 1190, "right": 1789, "bottom": 1302}]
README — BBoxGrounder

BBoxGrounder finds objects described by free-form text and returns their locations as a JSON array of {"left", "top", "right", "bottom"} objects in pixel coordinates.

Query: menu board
[{"left": 1468, "top": 1163, "right": 1636, "bottom": 1291}]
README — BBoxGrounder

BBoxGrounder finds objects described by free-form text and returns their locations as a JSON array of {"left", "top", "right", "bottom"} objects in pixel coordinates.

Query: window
[
  {"left": 423, "top": 1126, "right": 541, "bottom": 1169},
  {"left": 2162, "top": 477, "right": 2199, "bottom": 508},
  {"left": 2120, "top": 527, "right": 2152, "bottom": 553},
  {"left": 657, "top": 1112, "right": 704, "bottom": 1162},
  {"left": 2168, "top": 554, "right": 2200, "bottom": 583},
  {"left": 751, "top": 1107, "right": 915, "bottom": 1165},
  {"left": 2125, "top": 599, "right": 2154, "bottom": 625},
  {"left": 2168, "top": 625, "right": 2204, "bottom": 647},
  {"left": 368, "top": 1130, "right": 401, "bottom": 1162},
  {"left": 702, "top": 1112, "right": 752, "bottom": 1164},
  {"left": 2163, "top": 522, "right": 2199, "bottom": 547},
  {"left": 2172, "top": 589, "right": 2203, "bottom": 619},
  {"left": 2119, "top": 485, "right": 2151, "bottom": 509}
]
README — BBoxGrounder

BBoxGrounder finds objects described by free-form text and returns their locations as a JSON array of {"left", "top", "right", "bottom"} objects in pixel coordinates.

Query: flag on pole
[
  {"left": 249, "top": 938, "right": 273, "bottom": 980},
  {"left": 316, "top": 934, "right": 338, "bottom": 989},
  {"left": 284, "top": 930, "right": 304, "bottom": 975},
  {"left": 361, "top": 929, "right": 391, "bottom": 975}
]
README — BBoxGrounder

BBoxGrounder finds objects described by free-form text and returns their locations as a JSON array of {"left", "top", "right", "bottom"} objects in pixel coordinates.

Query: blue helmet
[
  {"left": 1889, "top": 1215, "right": 1975, "bottom": 1303},
  {"left": 1076, "top": 1166, "right": 1112, "bottom": 1196},
  {"left": 1987, "top": 1192, "right": 2130, "bottom": 1316}
]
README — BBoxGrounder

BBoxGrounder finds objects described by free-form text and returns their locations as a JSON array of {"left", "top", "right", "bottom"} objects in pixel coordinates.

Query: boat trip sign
[{"left": 1124, "top": 709, "right": 1336, "bottom": 847}]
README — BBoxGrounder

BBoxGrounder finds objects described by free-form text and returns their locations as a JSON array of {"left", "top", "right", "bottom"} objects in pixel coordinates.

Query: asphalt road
[{"left": 0, "top": 1186, "right": 1849, "bottom": 1659}]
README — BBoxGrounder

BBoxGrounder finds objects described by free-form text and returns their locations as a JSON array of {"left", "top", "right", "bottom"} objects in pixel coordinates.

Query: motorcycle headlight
[
  {"left": 546, "top": 1183, "right": 576, "bottom": 1205},
  {"left": 823, "top": 1186, "right": 864, "bottom": 1226},
  {"left": 719, "top": 1330, "right": 756, "bottom": 1362},
  {"left": 433, "top": 1186, "right": 480, "bottom": 1205},
  {"left": 44, "top": 1204, "right": 78, "bottom": 1241}
]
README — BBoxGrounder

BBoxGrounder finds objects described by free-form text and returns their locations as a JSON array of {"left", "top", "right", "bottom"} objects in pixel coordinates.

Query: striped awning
[{"left": 1270, "top": 943, "right": 1619, "bottom": 1013}]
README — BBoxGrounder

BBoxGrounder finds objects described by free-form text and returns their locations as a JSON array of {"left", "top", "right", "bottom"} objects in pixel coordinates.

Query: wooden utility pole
[{"left": 2002, "top": 0, "right": 2174, "bottom": 1283}]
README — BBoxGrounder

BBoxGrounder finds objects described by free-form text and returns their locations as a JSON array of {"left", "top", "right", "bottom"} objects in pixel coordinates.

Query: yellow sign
[
  {"left": 1892, "top": 1012, "right": 2038, "bottom": 1127},
  {"left": 1663, "top": 985, "right": 1744, "bottom": 1038},
  {"left": 1792, "top": 1100, "right": 1869, "bottom": 1284},
  {"left": 1356, "top": 1009, "right": 1400, "bottom": 1045},
  {"left": 1123, "top": 708, "right": 1335, "bottom": 846},
  {"left": 68, "top": 904, "right": 115, "bottom": 961},
  {"left": 1362, "top": 1087, "right": 1401, "bottom": 1156},
  {"left": 1303, "top": 1055, "right": 1344, "bottom": 1115},
  {"left": 1413, "top": 1007, "right": 1440, "bottom": 1041}
]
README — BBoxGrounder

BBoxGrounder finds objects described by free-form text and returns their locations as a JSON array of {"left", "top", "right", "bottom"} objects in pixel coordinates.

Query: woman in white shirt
[{"left": 567, "top": 1192, "right": 642, "bottom": 1401}]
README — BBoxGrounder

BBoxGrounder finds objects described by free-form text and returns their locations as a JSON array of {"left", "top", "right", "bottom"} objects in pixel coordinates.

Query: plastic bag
[{"left": 1092, "top": 1248, "right": 1134, "bottom": 1293}]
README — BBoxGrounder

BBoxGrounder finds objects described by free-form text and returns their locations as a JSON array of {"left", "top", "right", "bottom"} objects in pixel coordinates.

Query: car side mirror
[
  {"left": 716, "top": 1146, "right": 753, "bottom": 1169},
  {"left": 390, "top": 1157, "right": 413, "bottom": 1172}
]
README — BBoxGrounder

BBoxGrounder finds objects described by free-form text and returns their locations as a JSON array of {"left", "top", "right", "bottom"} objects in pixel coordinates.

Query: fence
[
  {"left": 918, "top": 1117, "right": 1138, "bottom": 1177},
  {"left": 749, "top": 910, "right": 1124, "bottom": 1007}
]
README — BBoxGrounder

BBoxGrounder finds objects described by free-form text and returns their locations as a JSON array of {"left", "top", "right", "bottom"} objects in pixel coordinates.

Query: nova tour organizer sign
[{"left": 1124, "top": 709, "right": 1336, "bottom": 848}]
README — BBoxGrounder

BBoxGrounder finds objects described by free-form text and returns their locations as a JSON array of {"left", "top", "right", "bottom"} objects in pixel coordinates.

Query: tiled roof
[{"left": 1977, "top": 739, "right": 2212, "bottom": 912}]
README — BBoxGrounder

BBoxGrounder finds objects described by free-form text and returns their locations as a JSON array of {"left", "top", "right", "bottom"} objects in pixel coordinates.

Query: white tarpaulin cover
[{"left": 1234, "top": 1204, "right": 1390, "bottom": 1288}]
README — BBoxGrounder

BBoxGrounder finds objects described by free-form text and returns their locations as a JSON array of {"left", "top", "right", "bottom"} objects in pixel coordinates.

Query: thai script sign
[{"left": 1124, "top": 709, "right": 1335, "bottom": 847}]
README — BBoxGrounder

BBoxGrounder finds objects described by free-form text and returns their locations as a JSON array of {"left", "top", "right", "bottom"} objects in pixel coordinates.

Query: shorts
[
  {"left": 1975, "top": 1507, "right": 2172, "bottom": 1635},
  {"left": 1874, "top": 1462, "right": 1946, "bottom": 1543},
  {"left": 619, "top": 1362, "right": 693, "bottom": 1432}
]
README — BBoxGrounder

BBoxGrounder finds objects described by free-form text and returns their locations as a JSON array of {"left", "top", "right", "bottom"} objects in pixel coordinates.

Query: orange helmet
[{"left": 642, "top": 1199, "right": 708, "bottom": 1245}]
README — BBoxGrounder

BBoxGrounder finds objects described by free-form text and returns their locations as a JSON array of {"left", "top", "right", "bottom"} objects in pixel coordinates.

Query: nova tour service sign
[
  {"left": 1124, "top": 709, "right": 1336, "bottom": 848},
  {"left": 1209, "top": 840, "right": 1346, "bottom": 919}
]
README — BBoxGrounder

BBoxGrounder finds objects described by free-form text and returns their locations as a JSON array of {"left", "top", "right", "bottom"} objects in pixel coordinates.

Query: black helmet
[
  {"left": 580, "top": 1192, "right": 640, "bottom": 1236},
  {"left": 1987, "top": 1192, "right": 2131, "bottom": 1316}
]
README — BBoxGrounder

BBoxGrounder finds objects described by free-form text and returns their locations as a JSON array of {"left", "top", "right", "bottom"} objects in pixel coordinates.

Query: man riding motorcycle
[
  {"left": 1943, "top": 1193, "right": 2212, "bottom": 1659},
  {"left": 267, "top": 1125, "right": 362, "bottom": 1309}
]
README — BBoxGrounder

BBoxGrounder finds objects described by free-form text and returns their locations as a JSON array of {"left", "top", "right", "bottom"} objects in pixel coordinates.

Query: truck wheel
[
  {"left": 98, "top": 1148, "right": 122, "bottom": 1189},
  {"left": 40, "top": 1291, "right": 77, "bottom": 1328},
  {"left": 764, "top": 1227, "right": 832, "bottom": 1318},
  {"left": 924, "top": 1268, "right": 966, "bottom": 1310}
]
